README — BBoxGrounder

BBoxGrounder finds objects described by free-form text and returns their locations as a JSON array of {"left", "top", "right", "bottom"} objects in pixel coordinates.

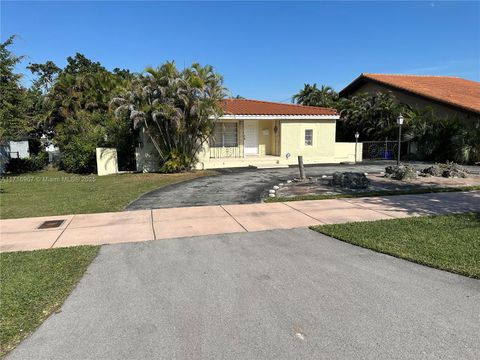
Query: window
[
  {"left": 305, "top": 129, "right": 313, "bottom": 146},
  {"left": 211, "top": 122, "right": 238, "bottom": 147}
]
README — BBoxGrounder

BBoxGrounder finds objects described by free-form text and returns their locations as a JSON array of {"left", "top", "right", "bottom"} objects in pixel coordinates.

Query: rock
[
  {"left": 269, "top": 189, "right": 275, "bottom": 194},
  {"left": 268, "top": 193, "right": 275, "bottom": 198},
  {"left": 384, "top": 165, "right": 418, "bottom": 180},
  {"left": 278, "top": 183, "right": 284, "bottom": 186},
  {"left": 364, "top": 172, "right": 368, "bottom": 176},
  {"left": 286, "top": 180, "right": 292, "bottom": 184},
  {"left": 330, "top": 172, "right": 370, "bottom": 189},
  {"left": 273, "top": 186, "right": 279, "bottom": 190},
  {"left": 421, "top": 165, "right": 442, "bottom": 177},
  {"left": 321, "top": 175, "right": 328, "bottom": 179},
  {"left": 440, "top": 161, "right": 467, "bottom": 178}
]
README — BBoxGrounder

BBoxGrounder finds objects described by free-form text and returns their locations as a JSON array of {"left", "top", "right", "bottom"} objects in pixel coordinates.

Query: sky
[{"left": 1, "top": 1, "right": 479, "bottom": 102}]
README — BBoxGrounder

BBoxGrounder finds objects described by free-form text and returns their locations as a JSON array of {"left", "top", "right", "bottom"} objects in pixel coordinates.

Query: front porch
[{"left": 208, "top": 119, "right": 280, "bottom": 159}]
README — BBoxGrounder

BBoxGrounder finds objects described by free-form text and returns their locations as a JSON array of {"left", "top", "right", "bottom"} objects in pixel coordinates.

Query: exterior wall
[
  {"left": 279, "top": 120, "right": 336, "bottom": 163},
  {"left": 350, "top": 82, "right": 479, "bottom": 123},
  {"left": 334, "top": 142, "right": 363, "bottom": 163},
  {"left": 257, "top": 120, "right": 275, "bottom": 156}
]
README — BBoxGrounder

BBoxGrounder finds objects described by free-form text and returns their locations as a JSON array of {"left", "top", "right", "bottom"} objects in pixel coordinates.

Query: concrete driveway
[
  {"left": 126, "top": 161, "right": 450, "bottom": 210},
  {"left": 8, "top": 229, "right": 479, "bottom": 360}
]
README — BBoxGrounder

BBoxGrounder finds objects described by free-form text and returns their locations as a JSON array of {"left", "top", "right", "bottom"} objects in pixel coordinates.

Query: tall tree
[
  {"left": 337, "top": 92, "right": 402, "bottom": 140},
  {"left": 112, "top": 61, "right": 226, "bottom": 172},
  {"left": 293, "top": 83, "right": 338, "bottom": 108},
  {"left": 0, "top": 36, "right": 32, "bottom": 142},
  {"left": 27, "top": 61, "right": 61, "bottom": 93}
]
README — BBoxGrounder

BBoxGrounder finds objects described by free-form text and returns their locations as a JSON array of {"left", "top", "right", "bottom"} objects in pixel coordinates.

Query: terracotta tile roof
[
  {"left": 345, "top": 74, "right": 480, "bottom": 114},
  {"left": 220, "top": 99, "right": 337, "bottom": 116}
]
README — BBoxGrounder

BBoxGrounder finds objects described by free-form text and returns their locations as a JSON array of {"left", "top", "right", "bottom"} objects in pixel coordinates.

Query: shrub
[
  {"left": 159, "top": 150, "right": 191, "bottom": 173},
  {"left": 59, "top": 136, "right": 99, "bottom": 174},
  {"left": 5, "top": 152, "right": 48, "bottom": 174},
  {"left": 55, "top": 112, "right": 106, "bottom": 174},
  {"left": 385, "top": 165, "right": 418, "bottom": 180}
]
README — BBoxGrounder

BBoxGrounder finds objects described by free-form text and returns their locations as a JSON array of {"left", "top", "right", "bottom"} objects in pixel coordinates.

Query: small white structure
[
  {"left": 0, "top": 140, "right": 30, "bottom": 173},
  {"left": 6, "top": 140, "right": 30, "bottom": 159},
  {"left": 96, "top": 148, "right": 118, "bottom": 176}
]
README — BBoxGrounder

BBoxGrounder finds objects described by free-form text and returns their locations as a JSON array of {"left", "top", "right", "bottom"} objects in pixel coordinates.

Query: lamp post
[
  {"left": 396, "top": 114, "right": 404, "bottom": 166},
  {"left": 354, "top": 131, "right": 360, "bottom": 164}
]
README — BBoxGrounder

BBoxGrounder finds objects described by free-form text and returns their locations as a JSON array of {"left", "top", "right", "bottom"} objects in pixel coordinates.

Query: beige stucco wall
[
  {"left": 334, "top": 142, "right": 363, "bottom": 163},
  {"left": 257, "top": 120, "right": 276, "bottom": 155},
  {"left": 96, "top": 148, "right": 118, "bottom": 176},
  {"left": 351, "top": 82, "right": 478, "bottom": 123},
  {"left": 279, "top": 120, "right": 336, "bottom": 162}
]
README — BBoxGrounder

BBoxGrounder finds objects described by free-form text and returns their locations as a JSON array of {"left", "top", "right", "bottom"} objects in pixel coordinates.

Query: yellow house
[
  {"left": 136, "top": 99, "right": 362, "bottom": 171},
  {"left": 196, "top": 99, "right": 361, "bottom": 169}
]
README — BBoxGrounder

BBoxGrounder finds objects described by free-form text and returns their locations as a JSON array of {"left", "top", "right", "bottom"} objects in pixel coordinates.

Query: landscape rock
[
  {"left": 440, "top": 162, "right": 467, "bottom": 178},
  {"left": 421, "top": 165, "right": 442, "bottom": 177},
  {"left": 330, "top": 172, "right": 370, "bottom": 189},
  {"left": 384, "top": 165, "right": 418, "bottom": 180}
]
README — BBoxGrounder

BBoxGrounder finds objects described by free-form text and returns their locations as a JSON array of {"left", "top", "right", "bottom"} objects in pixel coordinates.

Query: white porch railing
[{"left": 209, "top": 146, "right": 243, "bottom": 158}]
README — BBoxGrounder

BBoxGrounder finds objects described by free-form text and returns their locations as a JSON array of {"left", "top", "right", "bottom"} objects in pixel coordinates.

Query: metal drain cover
[{"left": 38, "top": 220, "right": 65, "bottom": 229}]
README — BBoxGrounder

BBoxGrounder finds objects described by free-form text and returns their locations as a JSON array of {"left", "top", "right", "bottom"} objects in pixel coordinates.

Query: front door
[{"left": 244, "top": 121, "right": 259, "bottom": 155}]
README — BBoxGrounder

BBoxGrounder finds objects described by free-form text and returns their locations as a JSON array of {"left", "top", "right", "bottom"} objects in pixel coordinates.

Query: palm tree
[
  {"left": 293, "top": 83, "right": 338, "bottom": 108},
  {"left": 112, "top": 62, "right": 226, "bottom": 172}
]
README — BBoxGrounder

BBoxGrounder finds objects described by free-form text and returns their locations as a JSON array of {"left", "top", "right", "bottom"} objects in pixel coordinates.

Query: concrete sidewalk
[{"left": 1, "top": 191, "right": 479, "bottom": 252}]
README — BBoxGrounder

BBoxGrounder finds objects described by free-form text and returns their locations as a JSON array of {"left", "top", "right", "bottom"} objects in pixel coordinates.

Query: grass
[
  {"left": 0, "top": 169, "right": 215, "bottom": 219},
  {"left": 0, "top": 246, "right": 100, "bottom": 357},
  {"left": 265, "top": 185, "right": 480, "bottom": 203},
  {"left": 311, "top": 213, "right": 480, "bottom": 279}
]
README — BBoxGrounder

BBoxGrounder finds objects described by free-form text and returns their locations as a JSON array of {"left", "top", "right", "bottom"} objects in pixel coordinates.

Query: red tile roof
[
  {"left": 342, "top": 74, "right": 480, "bottom": 114},
  {"left": 220, "top": 99, "right": 338, "bottom": 116}
]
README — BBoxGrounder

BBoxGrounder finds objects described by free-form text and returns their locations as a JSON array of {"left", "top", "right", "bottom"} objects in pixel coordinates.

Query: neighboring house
[
  {"left": 339, "top": 74, "right": 480, "bottom": 124},
  {"left": 136, "top": 99, "right": 361, "bottom": 171}
]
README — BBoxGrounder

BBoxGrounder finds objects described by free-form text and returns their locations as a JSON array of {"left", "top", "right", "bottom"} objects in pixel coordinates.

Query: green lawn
[
  {"left": 0, "top": 169, "right": 215, "bottom": 219},
  {"left": 0, "top": 246, "right": 100, "bottom": 357},
  {"left": 265, "top": 185, "right": 480, "bottom": 203},
  {"left": 311, "top": 213, "right": 480, "bottom": 278}
]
